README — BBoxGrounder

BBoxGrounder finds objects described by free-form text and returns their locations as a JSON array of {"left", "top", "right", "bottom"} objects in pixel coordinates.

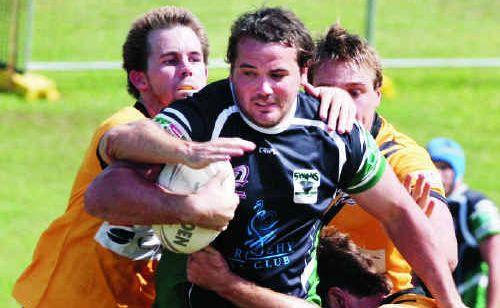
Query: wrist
[
  {"left": 175, "top": 140, "right": 192, "bottom": 165},
  {"left": 216, "top": 272, "right": 250, "bottom": 297}
]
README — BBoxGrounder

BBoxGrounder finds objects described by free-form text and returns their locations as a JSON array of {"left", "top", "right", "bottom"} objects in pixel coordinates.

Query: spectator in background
[{"left": 427, "top": 137, "right": 500, "bottom": 308}]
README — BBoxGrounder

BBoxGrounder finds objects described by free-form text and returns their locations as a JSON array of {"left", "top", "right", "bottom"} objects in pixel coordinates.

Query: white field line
[{"left": 26, "top": 58, "right": 500, "bottom": 71}]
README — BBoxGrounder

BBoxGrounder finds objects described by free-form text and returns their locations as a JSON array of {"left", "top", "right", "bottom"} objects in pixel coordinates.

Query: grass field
[{"left": 1, "top": 0, "right": 499, "bottom": 306}]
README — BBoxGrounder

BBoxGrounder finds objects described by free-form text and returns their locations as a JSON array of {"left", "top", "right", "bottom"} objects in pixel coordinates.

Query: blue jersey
[
  {"left": 153, "top": 79, "right": 386, "bottom": 307},
  {"left": 447, "top": 184, "right": 500, "bottom": 307}
]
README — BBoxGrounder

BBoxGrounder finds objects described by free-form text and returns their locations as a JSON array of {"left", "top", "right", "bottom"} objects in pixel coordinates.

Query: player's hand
[
  {"left": 189, "top": 170, "right": 240, "bottom": 231},
  {"left": 403, "top": 174, "right": 435, "bottom": 216},
  {"left": 184, "top": 138, "right": 255, "bottom": 169},
  {"left": 187, "top": 246, "right": 236, "bottom": 292},
  {"left": 302, "top": 81, "right": 356, "bottom": 134}
]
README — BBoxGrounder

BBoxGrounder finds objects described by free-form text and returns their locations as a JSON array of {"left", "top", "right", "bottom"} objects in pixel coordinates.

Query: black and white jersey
[{"left": 154, "top": 79, "right": 386, "bottom": 307}]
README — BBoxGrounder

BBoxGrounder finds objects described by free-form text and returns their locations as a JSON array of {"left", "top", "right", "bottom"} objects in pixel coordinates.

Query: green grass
[
  {"left": 29, "top": 0, "right": 500, "bottom": 61},
  {"left": 1, "top": 0, "right": 500, "bottom": 306}
]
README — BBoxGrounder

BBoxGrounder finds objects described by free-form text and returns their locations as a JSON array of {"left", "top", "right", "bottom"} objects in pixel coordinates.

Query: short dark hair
[
  {"left": 226, "top": 7, "right": 314, "bottom": 71},
  {"left": 317, "top": 227, "right": 391, "bottom": 302},
  {"left": 310, "top": 24, "right": 383, "bottom": 90},
  {"left": 122, "top": 6, "right": 209, "bottom": 99}
]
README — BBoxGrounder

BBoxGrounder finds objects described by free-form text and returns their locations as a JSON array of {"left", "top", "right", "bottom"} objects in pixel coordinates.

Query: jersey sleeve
[
  {"left": 153, "top": 98, "right": 208, "bottom": 141},
  {"left": 382, "top": 136, "right": 446, "bottom": 202},
  {"left": 469, "top": 198, "right": 500, "bottom": 242},
  {"left": 339, "top": 123, "right": 387, "bottom": 194}
]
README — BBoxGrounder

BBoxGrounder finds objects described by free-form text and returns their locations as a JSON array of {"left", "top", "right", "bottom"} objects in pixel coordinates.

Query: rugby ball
[{"left": 153, "top": 160, "right": 235, "bottom": 254}]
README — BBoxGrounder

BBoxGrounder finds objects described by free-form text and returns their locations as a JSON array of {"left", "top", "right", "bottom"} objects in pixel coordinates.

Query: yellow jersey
[
  {"left": 13, "top": 104, "right": 160, "bottom": 307},
  {"left": 329, "top": 114, "right": 445, "bottom": 291}
]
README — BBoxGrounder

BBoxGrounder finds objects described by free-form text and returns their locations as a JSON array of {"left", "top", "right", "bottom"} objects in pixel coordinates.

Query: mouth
[{"left": 177, "top": 85, "right": 196, "bottom": 91}]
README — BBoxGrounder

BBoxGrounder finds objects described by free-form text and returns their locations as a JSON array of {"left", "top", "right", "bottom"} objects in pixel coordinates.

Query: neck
[{"left": 140, "top": 96, "right": 165, "bottom": 117}]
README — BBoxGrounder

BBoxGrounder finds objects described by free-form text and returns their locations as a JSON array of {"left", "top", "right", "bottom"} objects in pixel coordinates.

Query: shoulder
[
  {"left": 99, "top": 106, "right": 145, "bottom": 130},
  {"left": 156, "top": 79, "right": 237, "bottom": 140},
  {"left": 167, "top": 79, "right": 234, "bottom": 117},
  {"left": 95, "top": 106, "right": 145, "bottom": 141},
  {"left": 376, "top": 116, "right": 444, "bottom": 192},
  {"left": 463, "top": 188, "right": 500, "bottom": 241},
  {"left": 464, "top": 189, "right": 488, "bottom": 205},
  {"left": 296, "top": 92, "right": 321, "bottom": 120}
]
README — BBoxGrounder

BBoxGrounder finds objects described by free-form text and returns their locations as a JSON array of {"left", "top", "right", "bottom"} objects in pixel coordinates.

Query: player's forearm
[
  {"left": 428, "top": 199, "right": 458, "bottom": 270},
  {"left": 84, "top": 164, "right": 195, "bottom": 225},
  {"left": 216, "top": 274, "right": 318, "bottom": 308},
  {"left": 385, "top": 200, "right": 461, "bottom": 308},
  {"left": 100, "top": 119, "right": 189, "bottom": 164}
]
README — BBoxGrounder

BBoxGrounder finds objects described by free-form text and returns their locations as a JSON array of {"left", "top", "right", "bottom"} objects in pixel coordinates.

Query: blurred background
[{"left": 1, "top": 1, "right": 498, "bottom": 306}]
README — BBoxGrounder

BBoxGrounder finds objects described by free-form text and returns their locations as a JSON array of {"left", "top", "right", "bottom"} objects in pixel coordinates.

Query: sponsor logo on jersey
[
  {"left": 293, "top": 169, "right": 320, "bottom": 204},
  {"left": 154, "top": 116, "right": 186, "bottom": 140},
  {"left": 258, "top": 147, "right": 278, "bottom": 155},
  {"left": 229, "top": 200, "right": 294, "bottom": 270},
  {"left": 234, "top": 165, "right": 249, "bottom": 199}
]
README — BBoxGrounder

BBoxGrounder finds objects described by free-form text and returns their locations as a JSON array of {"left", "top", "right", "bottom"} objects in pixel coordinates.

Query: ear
[
  {"left": 328, "top": 287, "right": 348, "bottom": 308},
  {"left": 129, "top": 70, "right": 149, "bottom": 93}
]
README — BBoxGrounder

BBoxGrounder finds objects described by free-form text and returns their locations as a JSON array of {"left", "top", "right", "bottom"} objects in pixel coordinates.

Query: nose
[
  {"left": 178, "top": 58, "right": 193, "bottom": 77},
  {"left": 256, "top": 77, "right": 273, "bottom": 96}
]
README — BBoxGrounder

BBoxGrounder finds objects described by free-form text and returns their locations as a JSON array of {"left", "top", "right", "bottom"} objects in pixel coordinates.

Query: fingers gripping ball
[{"left": 153, "top": 161, "right": 235, "bottom": 254}]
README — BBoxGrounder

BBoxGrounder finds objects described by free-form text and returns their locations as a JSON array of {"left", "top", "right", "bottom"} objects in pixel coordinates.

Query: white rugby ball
[{"left": 153, "top": 160, "right": 235, "bottom": 254}]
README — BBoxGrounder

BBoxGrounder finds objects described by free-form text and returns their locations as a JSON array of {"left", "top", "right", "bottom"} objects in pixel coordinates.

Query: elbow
[
  {"left": 84, "top": 175, "right": 107, "bottom": 218},
  {"left": 101, "top": 126, "right": 126, "bottom": 161},
  {"left": 84, "top": 168, "right": 119, "bottom": 219}
]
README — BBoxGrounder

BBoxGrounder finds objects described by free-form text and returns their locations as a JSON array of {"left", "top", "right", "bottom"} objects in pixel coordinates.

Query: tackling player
[
  {"left": 309, "top": 24, "right": 458, "bottom": 294},
  {"left": 12, "top": 7, "right": 251, "bottom": 307}
]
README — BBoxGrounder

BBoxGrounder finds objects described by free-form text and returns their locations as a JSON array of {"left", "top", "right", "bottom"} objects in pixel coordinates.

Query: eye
[
  {"left": 242, "top": 70, "right": 256, "bottom": 77},
  {"left": 348, "top": 89, "right": 362, "bottom": 98},
  {"left": 270, "top": 72, "right": 286, "bottom": 80},
  {"left": 163, "top": 57, "right": 178, "bottom": 65},
  {"left": 189, "top": 54, "right": 202, "bottom": 63}
]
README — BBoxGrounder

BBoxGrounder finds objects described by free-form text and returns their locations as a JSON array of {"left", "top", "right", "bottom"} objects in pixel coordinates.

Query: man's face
[
  {"left": 433, "top": 161, "right": 455, "bottom": 195},
  {"left": 135, "top": 26, "right": 208, "bottom": 109},
  {"left": 312, "top": 60, "right": 381, "bottom": 130},
  {"left": 230, "top": 38, "right": 305, "bottom": 128}
]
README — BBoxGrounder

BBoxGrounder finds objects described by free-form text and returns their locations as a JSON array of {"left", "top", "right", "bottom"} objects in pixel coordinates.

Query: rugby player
[
  {"left": 428, "top": 138, "right": 500, "bottom": 308},
  {"left": 308, "top": 24, "right": 458, "bottom": 293},
  {"left": 12, "top": 7, "right": 251, "bottom": 307},
  {"left": 86, "top": 7, "right": 463, "bottom": 307}
]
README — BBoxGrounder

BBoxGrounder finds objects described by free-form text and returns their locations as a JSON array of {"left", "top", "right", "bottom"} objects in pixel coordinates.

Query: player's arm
[
  {"left": 479, "top": 234, "right": 500, "bottom": 308},
  {"left": 351, "top": 167, "right": 463, "bottom": 308},
  {"left": 404, "top": 174, "right": 458, "bottom": 270},
  {"left": 187, "top": 247, "right": 318, "bottom": 308},
  {"left": 98, "top": 119, "right": 255, "bottom": 168},
  {"left": 84, "top": 160, "right": 239, "bottom": 230}
]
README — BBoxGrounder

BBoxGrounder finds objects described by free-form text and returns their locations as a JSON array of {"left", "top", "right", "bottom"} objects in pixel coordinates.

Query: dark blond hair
[
  {"left": 310, "top": 24, "right": 383, "bottom": 90},
  {"left": 123, "top": 6, "right": 209, "bottom": 99}
]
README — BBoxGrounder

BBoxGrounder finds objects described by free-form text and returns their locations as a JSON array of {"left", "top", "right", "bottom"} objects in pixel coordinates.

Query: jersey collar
[
  {"left": 370, "top": 112, "right": 382, "bottom": 139},
  {"left": 134, "top": 101, "right": 151, "bottom": 118}
]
